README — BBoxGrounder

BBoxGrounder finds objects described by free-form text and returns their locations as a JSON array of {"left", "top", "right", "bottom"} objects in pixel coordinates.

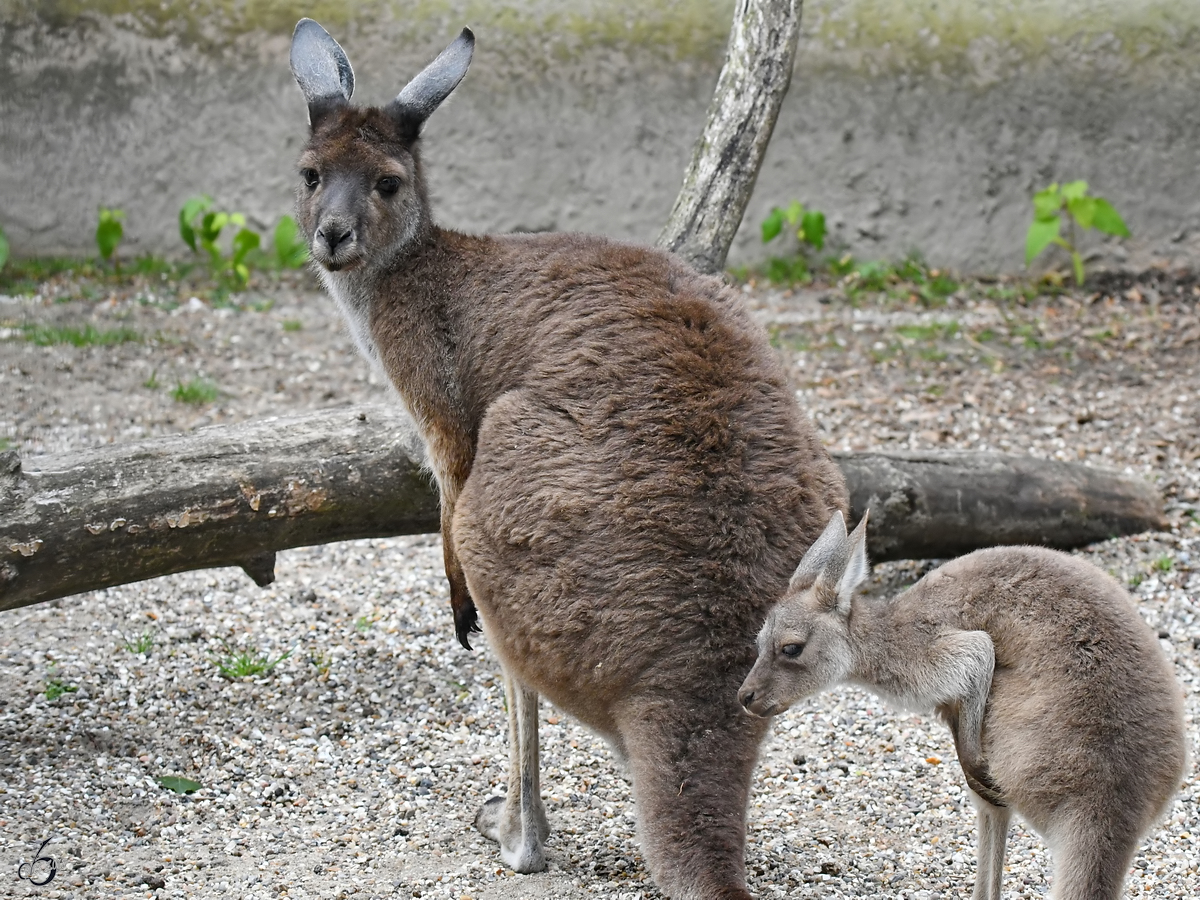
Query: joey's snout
[{"left": 738, "top": 670, "right": 780, "bottom": 718}]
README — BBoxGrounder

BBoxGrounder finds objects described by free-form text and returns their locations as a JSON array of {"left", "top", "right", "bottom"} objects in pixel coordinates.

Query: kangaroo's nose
[
  {"left": 738, "top": 688, "right": 755, "bottom": 711},
  {"left": 317, "top": 222, "right": 354, "bottom": 253}
]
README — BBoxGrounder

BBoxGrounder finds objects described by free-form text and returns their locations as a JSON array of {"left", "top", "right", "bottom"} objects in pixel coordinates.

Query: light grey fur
[{"left": 740, "top": 516, "right": 1187, "bottom": 900}]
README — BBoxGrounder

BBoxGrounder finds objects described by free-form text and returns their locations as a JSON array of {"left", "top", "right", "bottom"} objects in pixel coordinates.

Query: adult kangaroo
[{"left": 289, "top": 20, "right": 848, "bottom": 899}]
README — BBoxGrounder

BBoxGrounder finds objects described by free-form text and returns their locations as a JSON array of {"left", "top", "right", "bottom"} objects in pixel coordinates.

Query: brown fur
[
  {"left": 742, "top": 525, "right": 1188, "bottom": 900},
  {"left": 290, "top": 22, "right": 847, "bottom": 900}
]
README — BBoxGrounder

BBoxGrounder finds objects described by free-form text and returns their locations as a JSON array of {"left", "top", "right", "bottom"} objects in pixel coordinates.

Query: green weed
[
  {"left": 171, "top": 378, "right": 219, "bottom": 405},
  {"left": 0, "top": 224, "right": 8, "bottom": 272},
  {"left": 1152, "top": 555, "right": 1173, "bottom": 573},
  {"left": 1026, "top": 181, "right": 1129, "bottom": 285},
  {"left": 282, "top": 319, "right": 303, "bottom": 332},
  {"left": 754, "top": 199, "right": 827, "bottom": 284},
  {"left": 96, "top": 207, "right": 126, "bottom": 267},
  {"left": 156, "top": 775, "right": 203, "bottom": 794},
  {"left": 45, "top": 678, "right": 78, "bottom": 701},
  {"left": 121, "top": 628, "right": 155, "bottom": 655},
  {"left": 210, "top": 640, "right": 292, "bottom": 680},
  {"left": 354, "top": 614, "right": 377, "bottom": 634},
  {"left": 19, "top": 324, "right": 141, "bottom": 347}
]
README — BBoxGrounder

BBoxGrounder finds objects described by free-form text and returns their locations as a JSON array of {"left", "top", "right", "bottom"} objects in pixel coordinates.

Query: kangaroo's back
[{"left": 907, "top": 547, "right": 1187, "bottom": 832}]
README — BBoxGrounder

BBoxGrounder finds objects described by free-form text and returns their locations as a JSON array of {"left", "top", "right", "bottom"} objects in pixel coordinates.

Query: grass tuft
[
  {"left": 171, "top": 378, "right": 219, "bottom": 405},
  {"left": 211, "top": 641, "right": 292, "bottom": 680}
]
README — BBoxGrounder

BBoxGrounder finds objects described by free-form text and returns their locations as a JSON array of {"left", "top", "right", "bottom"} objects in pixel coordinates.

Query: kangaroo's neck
[
  {"left": 844, "top": 599, "right": 921, "bottom": 706},
  {"left": 325, "top": 227, "right": 496, "bottom": 493}
]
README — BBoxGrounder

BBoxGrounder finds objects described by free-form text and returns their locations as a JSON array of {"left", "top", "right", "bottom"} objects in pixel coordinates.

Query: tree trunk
[
  {"left": 0, "top": 408, "right": 1165, "bottom": 614},
  {"left": 656, "top": 0, "right": 801, "bottom": 273}
]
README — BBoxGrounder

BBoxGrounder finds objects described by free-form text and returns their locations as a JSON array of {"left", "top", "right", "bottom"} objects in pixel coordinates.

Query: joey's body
[
  {"left": 290, "top": 22, "right": 846, "bottom": 900},
  {"left": 741, "top": 518, "right": 1187, "bottom": 900}
]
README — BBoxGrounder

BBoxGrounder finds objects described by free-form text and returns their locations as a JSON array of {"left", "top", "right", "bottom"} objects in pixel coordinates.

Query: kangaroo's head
[
  {"left": 738, "top": 510, "right": 870, "bottom": 717},
  {"left": 289, "top": 19, "right": 474, "bottom": 273}
]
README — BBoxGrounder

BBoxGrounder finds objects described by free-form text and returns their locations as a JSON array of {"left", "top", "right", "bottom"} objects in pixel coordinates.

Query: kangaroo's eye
[
  {"left": 301, "top": 168, "right": 320, "bottom": 189},
  {"left": 376, "top": 176, "right": 402, "bottom": 197},
  {"left": 781, "top": 643, "right": 804, "bottom": 659}
]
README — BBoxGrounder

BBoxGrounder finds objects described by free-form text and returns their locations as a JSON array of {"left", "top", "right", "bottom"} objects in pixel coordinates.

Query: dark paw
[{"left": 453, "top": 596, "right": 481, "bottom": 650}]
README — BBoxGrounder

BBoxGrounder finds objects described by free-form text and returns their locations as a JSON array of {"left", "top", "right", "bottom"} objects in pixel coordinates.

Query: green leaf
[
  {"left": 156, "top": 775, "right": 203, "bottom": 794},
  {"left": 274, "top": 216, "right": 308, "bottom": 268},
  {"left": 761, "top": 207, "right": 784, "bottom": 243},
  {"left": 1025, "top": 216, "right": 1061, "bottom": 265},
  {"left": 200, "top": 211, "right": 228, "bottom": 246},
  {"left": 0, "top": 226, "right": 9, "bottom": 271},
  {"left": 1091, "top": 198, "right": 1130, "bottom": 237},
  {"left": 1031, "top": 185, "right": 1063, "bottom": 221},
  {"left": 1060, "top": 180, "right": 1089, "bottom": 201},
  {"left": 95, "top": 209, "right": 125, "bottom": 261},
  {"left": 1070, "top": 249, "right": 1085, "bottom": 286},
  {"left": 799, "top": 210, "right": 826, "bottom": 251},
  {"left": 1066, "top": 196, "right": 1097, "bottom": 230},
  {"left": 231, "top": 227, "right": 260, "bottom": 265},
  {"left": 179, "top": 195, "right": 211, "bottom": 252},
  {"left": 783, "top": 200, "right": 804, "bottom": 228}
]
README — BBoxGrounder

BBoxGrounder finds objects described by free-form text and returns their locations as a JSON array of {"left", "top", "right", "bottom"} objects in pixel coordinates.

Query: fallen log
[
  {"left": 0, "top": 407, "right": 1167, "bottom": 614},
  {"left": 833, "top": 449, "right": 1168, "bottom": 562}
]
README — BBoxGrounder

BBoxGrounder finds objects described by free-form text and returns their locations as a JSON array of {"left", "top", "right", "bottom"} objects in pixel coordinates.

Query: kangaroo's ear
[
  {"left": 790, "top": 510, "right": 848, "bottom": 590},
  {"left": 387, "top": 27, "right": 475, "bottom": 140},
  {"left": 291, "top": 19, "right": 355, "bottom": 129},
  {"left": 833, "top": 511, "right": 871, "bottom": 616}
]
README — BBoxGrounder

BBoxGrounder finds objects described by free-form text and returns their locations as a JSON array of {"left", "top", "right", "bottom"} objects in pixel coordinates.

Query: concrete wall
[{"left": 2, "top": 0, "right": 1198, "bottom": 273}]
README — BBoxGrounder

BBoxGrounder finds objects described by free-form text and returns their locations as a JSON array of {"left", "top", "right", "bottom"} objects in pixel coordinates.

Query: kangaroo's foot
[
  {"left": 475, "top": 673, "right": 549, "bottom": 873},
  {"left": 619, "top": 693, "right": 768, "bottom": 900},
  {"left": 474, "top": 791, "right": 551, "bottom": 873}
]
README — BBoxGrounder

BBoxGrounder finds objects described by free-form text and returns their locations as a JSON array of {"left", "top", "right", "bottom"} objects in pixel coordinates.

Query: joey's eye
[
  {"left": 376, "top": 176, "right": 401, "bottom": 197},
  {"left": 781, "top": 643, "right": 804, "bottom": 659},
  {"left": 301, "top": 168, "right": 320, "bottom": 189}
]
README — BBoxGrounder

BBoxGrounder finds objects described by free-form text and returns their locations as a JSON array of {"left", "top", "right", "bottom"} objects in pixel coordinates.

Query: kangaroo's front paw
[{"left": 475, "top": 795, "right": 548, "bottom": 873}]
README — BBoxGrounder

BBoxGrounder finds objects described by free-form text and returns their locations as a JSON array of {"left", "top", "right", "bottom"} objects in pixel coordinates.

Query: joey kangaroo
[
  {"left": 288, "top": 20, "right": 847, "bottom": 900},
  {"left": 739, "top": 511, "right": 1187, "bottom": 900}
]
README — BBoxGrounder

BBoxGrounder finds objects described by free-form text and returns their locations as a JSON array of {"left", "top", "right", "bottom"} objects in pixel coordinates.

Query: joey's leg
[
  {"left": 619, "top": 696, "right": 767, "bottom": 900},
  {"left": 441, "top": 503, "right": 479, "bottom": 649},
  {"left": 971, "top": 794, "right": 1011, "bottom": 900},
  {"left": 1044, "top": 806, "right": 1140, "bottom": 900},
  {"left": 475, "top": 673, "right": 549, "bottom": 873}
]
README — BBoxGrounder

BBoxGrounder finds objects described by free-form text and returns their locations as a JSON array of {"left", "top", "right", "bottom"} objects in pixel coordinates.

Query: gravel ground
[{"left": 1, "top": 265, "right": 1198, "bottom": 899}]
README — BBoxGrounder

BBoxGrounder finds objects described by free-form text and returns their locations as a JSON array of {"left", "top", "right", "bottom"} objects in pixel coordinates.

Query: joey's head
[
  {"left": 289, "top": 19, "right": 474, "bottom": 273},
  {"left": 738, "top": 510, "right": 870, "bottom": 718}
]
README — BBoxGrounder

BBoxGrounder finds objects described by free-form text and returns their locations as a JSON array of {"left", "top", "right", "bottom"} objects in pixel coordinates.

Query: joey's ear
[
  {"left": 833, "top": 511, "right": 871, "bottom": 616},
  {"left": 789, "top": 510, "right": 848, "bottom": 590},
  {"left": 387, "top": 27, "right": 475, "bottom": 139},
  {"left": 291, "top": 19, "right": 355, "bottom": 128}
]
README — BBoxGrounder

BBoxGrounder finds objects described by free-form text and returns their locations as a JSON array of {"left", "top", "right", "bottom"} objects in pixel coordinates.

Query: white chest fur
[{"left": 319, "top": 269, "right": 383, "bottom": 375}]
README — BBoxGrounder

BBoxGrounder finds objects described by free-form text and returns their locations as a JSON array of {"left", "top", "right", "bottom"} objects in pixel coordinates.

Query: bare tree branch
[{"left": 656, "top": 0, "right": 802, "bottom": 273}]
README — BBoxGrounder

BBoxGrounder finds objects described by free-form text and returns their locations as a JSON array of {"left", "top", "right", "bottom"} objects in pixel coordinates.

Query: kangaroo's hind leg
[
  {"left": 475, "top": 672, "right": 550, "bottom": 873},
  {"left": 971, "top": 793, "right": 1011, "bottom": 900},
  {"left": 618, "top": 693, "right": 768, "bottom": 900},
  {"left": 1043, "top": 806, "right": 1141, "bottom": 900}
]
